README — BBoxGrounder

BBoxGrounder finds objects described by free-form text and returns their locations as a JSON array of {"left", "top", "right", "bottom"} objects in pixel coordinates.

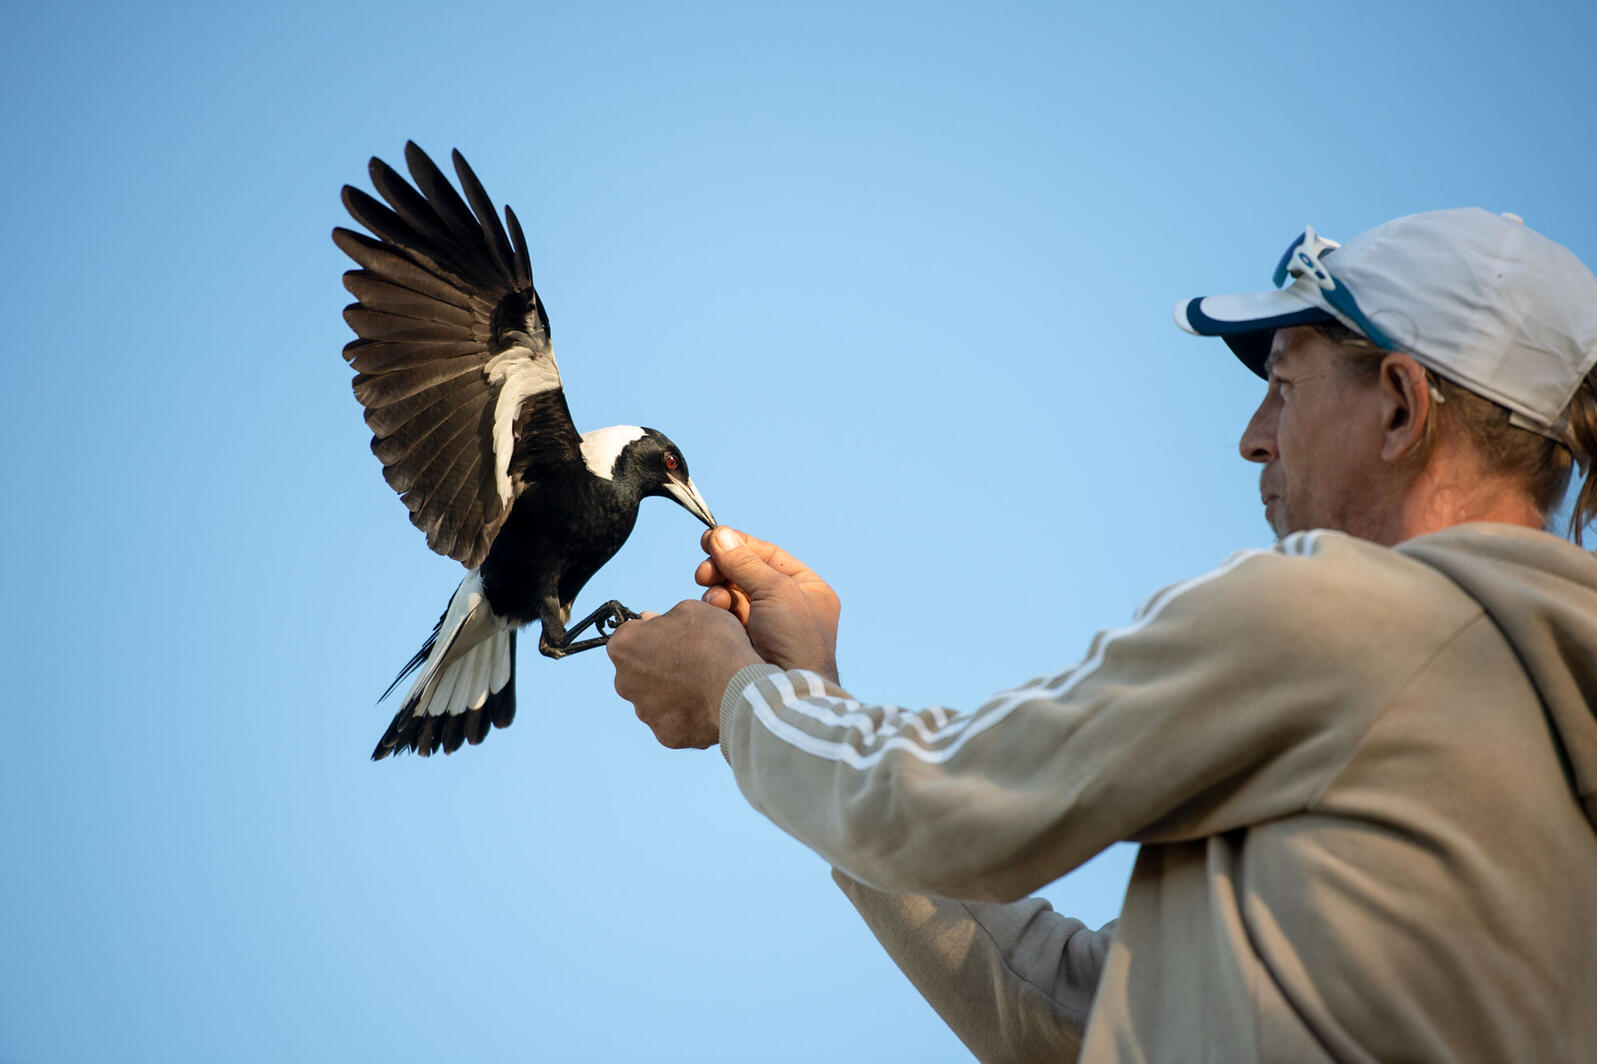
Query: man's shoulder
[
  {"left": 1196, "top": 529, "right": 1449, "bottom": 595},
  {"left": 1157, "top": 530, "right": 1478, "bottom": 645},
  {"left": 1396, "top": 521, "right": 1597, "bottom": 586}
]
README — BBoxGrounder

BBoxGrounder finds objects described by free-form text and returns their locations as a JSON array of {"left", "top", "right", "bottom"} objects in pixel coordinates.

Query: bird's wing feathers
[{"left": 335, "top": 142, "right": 581, "bottom": 569}]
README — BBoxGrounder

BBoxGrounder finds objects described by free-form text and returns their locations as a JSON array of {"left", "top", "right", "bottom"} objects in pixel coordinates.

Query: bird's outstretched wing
[{"left": 334, "top": 142, "right": 582, "bottom": 569}]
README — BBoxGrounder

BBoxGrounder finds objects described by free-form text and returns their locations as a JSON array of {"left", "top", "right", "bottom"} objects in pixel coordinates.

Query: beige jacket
[{"left": 717, "top": 524, "right": 1597, "bottom": 1062}]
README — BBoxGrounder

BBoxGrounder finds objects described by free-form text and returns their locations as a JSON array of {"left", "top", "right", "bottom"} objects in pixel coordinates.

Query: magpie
[{"left": 334, "top": 143, "right": 716, "bottom": 760}]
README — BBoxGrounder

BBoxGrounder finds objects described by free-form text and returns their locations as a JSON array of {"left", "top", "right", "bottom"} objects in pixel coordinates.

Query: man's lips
[{"left": 1260, "top": 470, "right": 1280, "bottom": 510}]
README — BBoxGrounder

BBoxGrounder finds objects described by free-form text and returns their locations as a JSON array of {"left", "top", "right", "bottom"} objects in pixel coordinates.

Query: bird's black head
[{"left": 579, "top": 425, "right": 717, "bottom": 528}]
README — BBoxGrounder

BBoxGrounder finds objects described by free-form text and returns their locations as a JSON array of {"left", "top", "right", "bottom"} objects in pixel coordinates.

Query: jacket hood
[{"left": 1399, "top": 523, "right": 1597, "bottom": 832}]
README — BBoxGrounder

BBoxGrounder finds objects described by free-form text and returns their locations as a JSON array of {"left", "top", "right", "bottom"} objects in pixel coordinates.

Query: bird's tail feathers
[
  {"left": 372, "top": 572, "right": 517, "bottom": 760},
  {"left": 380, "top": 613, "right": 443, "bottom": 703}
]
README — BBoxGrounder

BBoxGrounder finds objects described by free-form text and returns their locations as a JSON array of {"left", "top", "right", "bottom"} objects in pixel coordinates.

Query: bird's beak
[{"left": 665, "top": 476, "right": 717, "bottom": 529}]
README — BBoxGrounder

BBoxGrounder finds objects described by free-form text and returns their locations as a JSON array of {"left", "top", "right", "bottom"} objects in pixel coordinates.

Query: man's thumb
[{"left": 710, "top": 527, "right": 780, "bottom": 592}]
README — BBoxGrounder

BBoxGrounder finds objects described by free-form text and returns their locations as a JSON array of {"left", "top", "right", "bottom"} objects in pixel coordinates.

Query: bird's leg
[{"left": 537, "top": 600, "right": 640, "bottom": 659}]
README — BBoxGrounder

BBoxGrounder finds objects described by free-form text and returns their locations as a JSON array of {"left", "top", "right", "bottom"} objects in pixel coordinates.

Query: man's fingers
[
  {"left": 695, "top": 558, "right": 724, "bottom": 587},
  {"left": 696, "top": 554, "right": 749, "bottom": 619},
  {"left": 700, "top": 584, "right": 750, "bottom": 616},
  {"left": 702, "top": 584, "right": 751, "bottom": 621}
]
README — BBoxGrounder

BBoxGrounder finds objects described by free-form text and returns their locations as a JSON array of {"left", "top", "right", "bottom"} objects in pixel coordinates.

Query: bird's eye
[{"left": 664, "top": 452, "right": 679, "bottom": 471}]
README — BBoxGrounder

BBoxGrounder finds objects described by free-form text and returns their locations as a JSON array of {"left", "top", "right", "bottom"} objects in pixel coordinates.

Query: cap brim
[{"left": 1174, "top": 290, "right": 1334, "bottom": 378}]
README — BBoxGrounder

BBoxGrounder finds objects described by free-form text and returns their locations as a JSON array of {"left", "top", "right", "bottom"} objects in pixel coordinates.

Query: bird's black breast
[{"left": 478, "top": 476, "right": 641, "bottom": 627}]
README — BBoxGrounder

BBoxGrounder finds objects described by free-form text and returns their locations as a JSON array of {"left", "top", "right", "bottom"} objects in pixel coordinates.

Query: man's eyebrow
[{"left": 1263, "top": 350, "right": 1282, "bottom": 377}]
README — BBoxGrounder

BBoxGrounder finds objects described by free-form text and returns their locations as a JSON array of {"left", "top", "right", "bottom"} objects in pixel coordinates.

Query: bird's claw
[{"left": 596, "top": 601, "right": 640, "bottom": 638}]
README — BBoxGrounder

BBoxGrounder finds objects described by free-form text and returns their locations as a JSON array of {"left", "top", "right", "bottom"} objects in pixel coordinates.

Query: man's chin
[{"left": 1265, "top": 499, "right": 1288, "bottom": 539}]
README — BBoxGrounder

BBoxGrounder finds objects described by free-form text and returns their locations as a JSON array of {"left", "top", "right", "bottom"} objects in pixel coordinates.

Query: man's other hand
[{"left": 607, "top": 601, "right": 761, "bottom": 749}]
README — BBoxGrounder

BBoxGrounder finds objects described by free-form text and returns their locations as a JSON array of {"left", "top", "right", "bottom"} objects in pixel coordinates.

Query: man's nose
[{"left": 1238, "top": 395, "right": 1279, "bottom": 464}]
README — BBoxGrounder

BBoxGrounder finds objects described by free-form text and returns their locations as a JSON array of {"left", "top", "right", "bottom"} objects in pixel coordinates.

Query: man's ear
[{"left": 1378, "top": 352, "right": 1433, "bottom": 462}]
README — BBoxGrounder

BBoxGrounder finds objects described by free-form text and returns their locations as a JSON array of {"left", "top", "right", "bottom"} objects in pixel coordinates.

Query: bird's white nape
[{"left": 579, "top": 425, "right": 647, "bottom": 481}]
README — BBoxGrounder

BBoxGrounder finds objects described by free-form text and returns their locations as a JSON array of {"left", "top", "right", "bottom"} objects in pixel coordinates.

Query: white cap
[{"left": 1175, "top": 208, "right": 1597, "bottom": 447}]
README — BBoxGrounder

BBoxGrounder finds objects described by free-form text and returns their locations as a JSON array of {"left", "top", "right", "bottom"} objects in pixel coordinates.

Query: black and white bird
[{"left": 334, "top": 143, "right": 716, "bottom": 760}]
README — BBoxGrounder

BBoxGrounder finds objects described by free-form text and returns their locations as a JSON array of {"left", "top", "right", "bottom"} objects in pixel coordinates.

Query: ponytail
[{"left": 1561, "top": 372, "right": 1597, "bottom": 545}]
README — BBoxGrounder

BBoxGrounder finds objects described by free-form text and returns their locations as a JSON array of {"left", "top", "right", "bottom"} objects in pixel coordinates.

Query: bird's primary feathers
[{"left": 335, "top": 143, "right": 716, "bottom": 760}]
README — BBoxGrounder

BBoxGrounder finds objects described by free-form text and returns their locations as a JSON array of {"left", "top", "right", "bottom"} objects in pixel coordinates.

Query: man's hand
[
  {"left": 607, "top": 600, "right": 762, "bottom": 749},
  {"left": 695, "top": 526, "right": 841, "bottom": 684}
]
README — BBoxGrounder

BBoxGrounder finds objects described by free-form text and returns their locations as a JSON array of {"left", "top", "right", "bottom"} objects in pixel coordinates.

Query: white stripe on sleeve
[{"left": 742, "top": 544, "right": 1290, "bottom": 769}]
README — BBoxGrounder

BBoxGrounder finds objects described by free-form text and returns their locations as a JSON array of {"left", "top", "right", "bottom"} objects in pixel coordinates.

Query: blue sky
[{"left": 4, "top": 2, "right": 1596, "bottom": 1060}]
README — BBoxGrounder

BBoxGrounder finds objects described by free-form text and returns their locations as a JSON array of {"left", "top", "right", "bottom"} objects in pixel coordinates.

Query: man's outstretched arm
[
  {"left": 614, "top": 524, "right": 1360, "bottom": 903},
  {"left": 833, "top": 870, "right": 1115, "bottom": 1063},
  {"left": 607, "top": 527, "right": 1115, "bottom": 1060}
]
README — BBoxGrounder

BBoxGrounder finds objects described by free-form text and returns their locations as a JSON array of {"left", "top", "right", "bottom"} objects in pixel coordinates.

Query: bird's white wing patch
[
  {"left": 579, "top": 425, "right": 647, "bottom": 481},
  {"left": 487, "top": 351, "right": 564, "bottom": 505}
]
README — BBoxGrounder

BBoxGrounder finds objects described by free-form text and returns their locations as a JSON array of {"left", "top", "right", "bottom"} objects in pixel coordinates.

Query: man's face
[{"left": 1238, "top": 326, "right": 1389, "bottom": 539}]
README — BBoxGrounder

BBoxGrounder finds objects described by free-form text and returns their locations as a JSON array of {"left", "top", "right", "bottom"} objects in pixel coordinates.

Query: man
[{"left": 608, "top": 208, "right": 1597, "bottom": 1061}]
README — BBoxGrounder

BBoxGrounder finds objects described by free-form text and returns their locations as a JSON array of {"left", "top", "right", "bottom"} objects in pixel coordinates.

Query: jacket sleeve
[
  {"left": 831, "top": 869, "right": 1114, "bottom": 1064},
  {"left": 717, "top": 533, "right": 1453, "bottom": 902}
]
